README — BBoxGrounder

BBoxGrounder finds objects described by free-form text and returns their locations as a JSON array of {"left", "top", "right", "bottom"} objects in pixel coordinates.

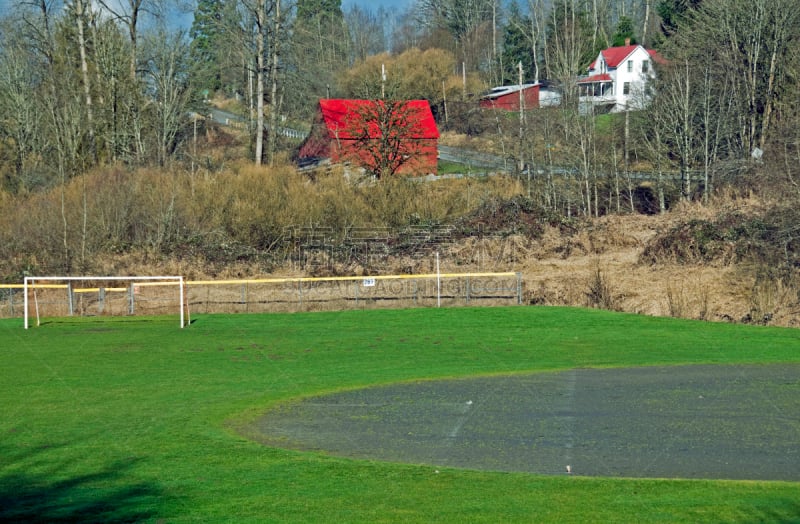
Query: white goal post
[{"left": 23, "top": 276, "right": 186, "bottom": 329}]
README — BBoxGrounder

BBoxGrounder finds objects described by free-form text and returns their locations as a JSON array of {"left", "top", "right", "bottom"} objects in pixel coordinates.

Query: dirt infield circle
[{"left": 251, "top": 364, "right": 800, "bottom": 480}]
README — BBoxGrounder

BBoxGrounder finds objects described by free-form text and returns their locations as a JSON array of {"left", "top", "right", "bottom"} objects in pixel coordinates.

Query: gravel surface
[{"left": 250, "top": 364, "right": 800, "bottom": 480}]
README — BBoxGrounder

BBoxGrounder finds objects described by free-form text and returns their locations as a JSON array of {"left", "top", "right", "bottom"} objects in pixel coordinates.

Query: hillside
[
  {"left": 513, "top": 211, "right": 769, "bottom": 324},
  {"left": 2, "top": 120, "right": 795, "bottom": 327},
  {"left": 83, "top": 197, "right": 794, "bottom": 328}
]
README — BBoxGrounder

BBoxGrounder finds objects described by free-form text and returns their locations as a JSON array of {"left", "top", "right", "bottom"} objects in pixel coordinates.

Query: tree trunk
[
  {"left": 74, "top": 0, "right": 96, "bottom": 163},
  {"left": 254, "top": 0, "right": 266, "bottom": 166},
  {"left": 266, "top": 0, "right": 281, "bottom": 166}
]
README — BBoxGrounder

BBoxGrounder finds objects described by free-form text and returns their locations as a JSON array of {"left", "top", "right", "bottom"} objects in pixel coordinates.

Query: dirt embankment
[
  {"left": 437, "top": 200, "right": 798, "bottom": 327},
  {"left": 96, "top": 200, "right": 799, "bottom": 327},
  {"left": 514, "top": 213, "right": 756, "bottom": 324}
]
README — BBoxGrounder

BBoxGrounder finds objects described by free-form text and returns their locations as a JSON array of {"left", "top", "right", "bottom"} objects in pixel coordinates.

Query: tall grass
[{"left": 0, "top": 163, "right": 525, "bottom": 280}]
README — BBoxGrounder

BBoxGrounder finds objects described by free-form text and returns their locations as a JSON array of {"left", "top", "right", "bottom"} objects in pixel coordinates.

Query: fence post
[
  {"left": 466, "top": 276, "right": 471, "bottom": 305},
  {"left": 516, "top": 272, "right": 523, "bottom": 304},
  {"left": 298, "top": 281, "right": 303, "bottom": 308},
  {"left": 68, "top": 282, "right": 74, "bottom": 316},
  {"left": 128, "top": 284, "right": 135, "bottom": 314},
  {"left": 98, "top": 287, "right": 105, "bottom": 314}
]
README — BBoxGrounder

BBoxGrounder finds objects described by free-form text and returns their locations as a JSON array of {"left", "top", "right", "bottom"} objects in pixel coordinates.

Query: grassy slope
[{"left": 1, "top": 307, "right": 799, "bottom": 522}]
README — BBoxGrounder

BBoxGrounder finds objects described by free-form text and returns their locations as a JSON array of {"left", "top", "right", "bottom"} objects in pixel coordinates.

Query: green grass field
[{"left": 2, "top": 307, "right": 799, "bottom": 522}]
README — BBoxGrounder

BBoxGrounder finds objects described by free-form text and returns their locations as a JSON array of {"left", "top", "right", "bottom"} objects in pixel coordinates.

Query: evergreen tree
[
  {"left": 545, "top": 0, "right": 595, "bottom": 75},
  {"left": 285, "top": 0, "right": 348, "bottom": 117},
  {"left": 500, "top": 1, "right": 535, "bottom": 85},
  {"left": 657, "top": 0, "right": 702, "bottom": 37},
  {"left": 296, "top": 0, "right": 343, "bottom": 21},
  {"left": 611, "top": 16, "right": 636, "bottom": 47},
  {"left": 189, "top": 0, "right": 224, "bottom": 98}
]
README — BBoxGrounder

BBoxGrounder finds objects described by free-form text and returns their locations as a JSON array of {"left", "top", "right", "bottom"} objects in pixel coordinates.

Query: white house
[{"left": 578, "top": 41, "right": 662, "bottom": 113}]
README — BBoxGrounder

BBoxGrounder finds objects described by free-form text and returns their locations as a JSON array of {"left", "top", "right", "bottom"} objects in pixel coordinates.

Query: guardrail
[{"left": 439, "top": 145, "right": 704, "bottom": 181}]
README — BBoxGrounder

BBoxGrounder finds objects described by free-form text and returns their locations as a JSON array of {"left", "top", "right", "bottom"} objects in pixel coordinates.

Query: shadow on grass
[{"left": 0, "top": 442, "right": 163, "bottom": 522}]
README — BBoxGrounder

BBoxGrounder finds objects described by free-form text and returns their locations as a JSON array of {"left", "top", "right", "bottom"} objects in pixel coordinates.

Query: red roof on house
[
  {"left": 577, "top": 73, "right": 612, "bottom": 84},
  {"left": 589, "top": 44, "right": 665, "bottom": 71},
  {"left": 601, "top": 44, "right": 638, "bottom": 68},
  {"left": 319, "top": 99, "right": 439, "bottom": 140},
  {"left": 648, "top": 49, "right": 667, "bottom": 65}
]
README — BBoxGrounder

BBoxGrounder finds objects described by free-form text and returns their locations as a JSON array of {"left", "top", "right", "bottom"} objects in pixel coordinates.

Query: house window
[
  {"left": 627, "top": 61, "right": 633, "bottom": 73},
  {"left": 623, "top": 82, "right": 631, "bottom": 95},
  {"left": 642, "top": 60, "right": 649, "bottom": 73}
]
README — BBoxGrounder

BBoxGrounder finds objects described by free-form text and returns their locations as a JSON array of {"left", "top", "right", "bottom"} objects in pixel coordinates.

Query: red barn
[
  {"left": 298, "top": 99, "right": 439, "bottom": 177},
  {"left": 480, "top": 83, "right": 541, "bottom": 111}
]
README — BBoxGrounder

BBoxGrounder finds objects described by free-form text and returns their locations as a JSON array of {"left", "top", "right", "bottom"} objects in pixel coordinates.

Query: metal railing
[{"left": 0, "top": 272, "right": 523, "bottom": 321}]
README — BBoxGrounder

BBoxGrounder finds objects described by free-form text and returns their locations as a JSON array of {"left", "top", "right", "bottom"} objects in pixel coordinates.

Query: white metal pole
[
  {"left": 436, "top": 252, "right": 441, "bottom": 308},
  {"left": 184, "top": 279, "right": 191, "bottom": 326},
  {"left": 23, "top": 277, "right": 29, "bottom": 329},
  {"left": 179, "top": 277, "right": 185, "bottom": 328},
  {"left": 34, "top": 289, "right": 40, "bottom": 327}
]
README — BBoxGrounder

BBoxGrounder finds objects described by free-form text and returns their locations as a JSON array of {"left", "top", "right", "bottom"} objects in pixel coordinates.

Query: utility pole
[
  {"left": 519, "top": 62, "right": 525, "bottom": 130},
  {"left": 519, "top": 61, "right": 525, "bottom": 173},
  {"left": 442, "top": 81, "right": 449, "bottom": 124},
  {"left": 381, "top": 63, "right": 386, "bottom": 99}
]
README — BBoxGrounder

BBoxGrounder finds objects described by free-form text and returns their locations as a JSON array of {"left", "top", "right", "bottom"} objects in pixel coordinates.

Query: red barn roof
[
  {"left": 297, "top": 99, "right": 440, "bottom": 175},
  {"left": 318, "top": 99, "right": 439, "bottom": 140}
]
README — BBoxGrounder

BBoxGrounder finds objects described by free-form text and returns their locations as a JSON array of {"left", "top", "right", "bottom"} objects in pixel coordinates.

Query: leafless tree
[
  {"left": 96, "top": 0, "right": 148, "bottom": 81},
  {"left": 239, "top": 0, "right": 268, "bottom": 165},
  {"left": 0, "top": 31, "right": 42, "bottom": 191},
  {"left": 143, "top": 29, "right": 191, "bottom": 166},
  {"left": 690, "top": 0, "right": 799, "bottom": 153},
  {"left": 237, "top": 0, "right": 285, "bottom": 166},
  {"left": 416, "top": 0, "right": 496, "bottom": 73},
  {"left": 344, "top": 5, "right": 387, "bottom": 63},
  {"left": 343, "top": 100, "right": 434, "bottom": 179},
  {"left": 69, "top": 0, "right": 97, "bottom": 162},
  {"left": 545, "top": 0, "right": 594, "bottom": 109}
]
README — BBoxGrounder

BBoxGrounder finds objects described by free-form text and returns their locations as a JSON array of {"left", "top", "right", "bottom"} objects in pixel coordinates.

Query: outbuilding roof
[
  {"left": 577, "top": 73, "right": 613, "bottom": 84},
  {"left": 481, "top": 83, "right": 540, "bottom": 100}
]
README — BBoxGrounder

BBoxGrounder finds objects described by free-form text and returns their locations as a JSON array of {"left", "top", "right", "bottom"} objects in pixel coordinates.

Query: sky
[
  {"left": 0, "top": 1, "right": 415, "bottom": 21},
  {"left": 0, "top": 0, "right": 417, "bottom": 28},
  {"left": 342, "top": 0, "right": 413, "bottom": 12}
]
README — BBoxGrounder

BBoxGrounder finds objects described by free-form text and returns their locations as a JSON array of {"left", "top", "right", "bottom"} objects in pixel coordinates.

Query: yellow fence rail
[{"left": 0, "top": 272, "right": 523, "bottom": 319}]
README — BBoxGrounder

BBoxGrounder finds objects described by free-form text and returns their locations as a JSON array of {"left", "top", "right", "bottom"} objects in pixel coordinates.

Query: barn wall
[
  {"left": 480, "top": 86, "right": 541, "bottom": 111},
  {"left": 331, "top": 139, "right": 438, "bottom": 175}
]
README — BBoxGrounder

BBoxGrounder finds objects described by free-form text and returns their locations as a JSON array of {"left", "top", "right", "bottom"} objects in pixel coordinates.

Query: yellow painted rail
[{"left": 0, "top": 272, "right": 519, "bottom": 290}]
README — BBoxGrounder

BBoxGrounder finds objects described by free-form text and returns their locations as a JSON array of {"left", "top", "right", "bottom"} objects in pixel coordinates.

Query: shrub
[{"left": 642, "top": 205, "right": 800, "bottom": 269}]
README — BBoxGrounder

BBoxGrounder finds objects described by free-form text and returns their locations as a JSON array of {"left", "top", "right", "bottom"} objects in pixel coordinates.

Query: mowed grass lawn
[{"left": 1, "top": 306, "right": 799, "bottom": 522}]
